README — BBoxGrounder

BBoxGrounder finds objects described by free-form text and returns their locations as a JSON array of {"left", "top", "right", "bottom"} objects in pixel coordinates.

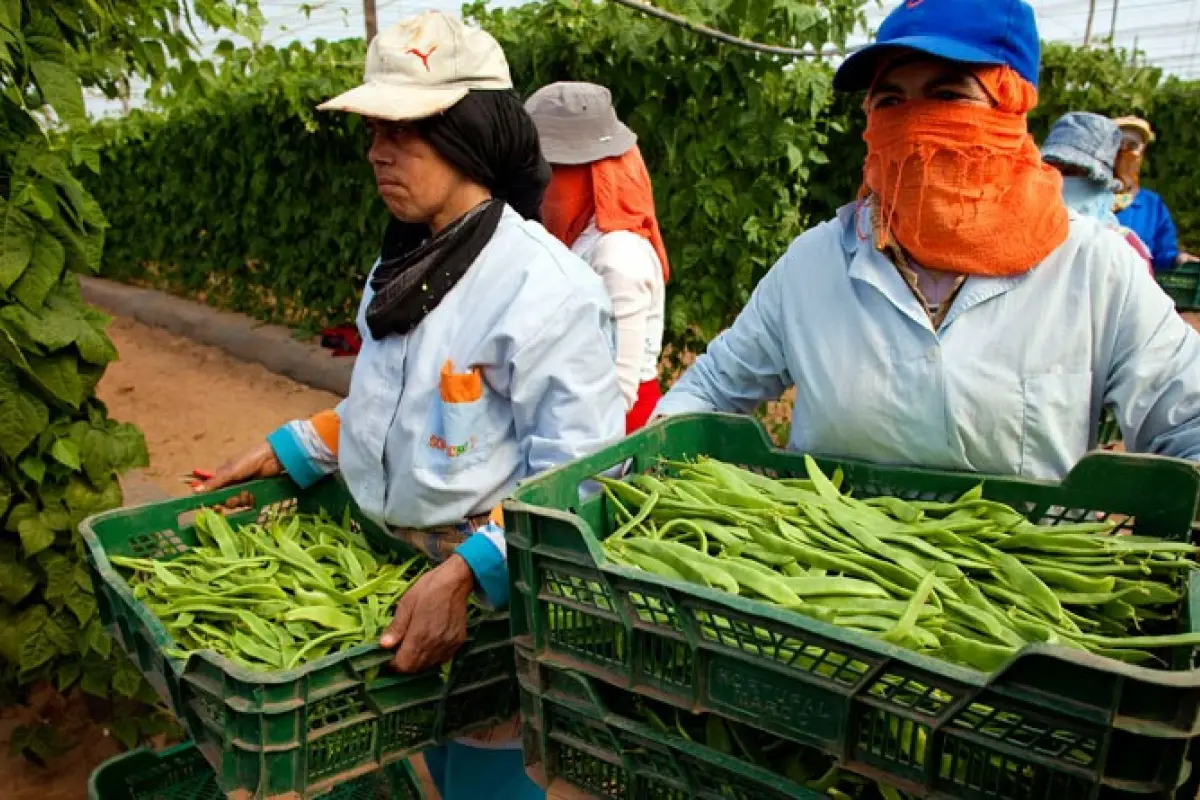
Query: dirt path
[{"left": 97, "top": 316, "right": 342, "bottom": 496}]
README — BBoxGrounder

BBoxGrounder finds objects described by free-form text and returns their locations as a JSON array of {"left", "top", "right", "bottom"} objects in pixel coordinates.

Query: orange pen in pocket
[
  {"left": 434, "top": 360, "right": 485, "bottom": 460},
  {"left": 440, "top": 360, "right": 483, "bottom": 403}
]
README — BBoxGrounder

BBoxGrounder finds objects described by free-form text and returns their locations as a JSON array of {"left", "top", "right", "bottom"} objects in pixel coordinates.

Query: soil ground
[{"left": 97, "top": 316, "right": 341, "bottom": 497}]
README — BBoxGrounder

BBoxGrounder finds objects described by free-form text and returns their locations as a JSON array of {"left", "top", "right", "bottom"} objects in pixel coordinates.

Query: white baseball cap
[{"left": 318, "top": 11, "right": 513, "bottom": 121}]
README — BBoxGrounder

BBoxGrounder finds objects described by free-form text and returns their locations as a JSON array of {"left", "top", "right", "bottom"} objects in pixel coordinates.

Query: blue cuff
[
  {"left": 455, "top": 531, "right": 509, "bottom": 610},
  {"left": 267, "top": 425, "right": 325, "bottom": 489}
]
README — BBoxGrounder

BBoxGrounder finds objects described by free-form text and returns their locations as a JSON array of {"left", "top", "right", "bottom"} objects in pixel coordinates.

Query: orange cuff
[{"left": 308, "top": 409, "right": 341, "bottom": 456}]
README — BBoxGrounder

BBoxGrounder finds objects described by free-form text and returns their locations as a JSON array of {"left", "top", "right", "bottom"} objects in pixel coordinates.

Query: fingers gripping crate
[
  {"left": 503, "top": 414, "right": 1200, "bottom": 799},
  {"left": 80, "top": 477, "right": 516, "bottom": 799},
  {"left": 87, "top": 740, "right": 425, "bottom": 800}
]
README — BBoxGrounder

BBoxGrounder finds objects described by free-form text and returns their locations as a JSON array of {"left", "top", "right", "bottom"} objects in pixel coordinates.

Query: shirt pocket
[
  {"left": 419, "top": 360, "right": 505, "bottom": 475},
  {"left": 1020, "top": 371, "right": 1093, "bottom": 478}
]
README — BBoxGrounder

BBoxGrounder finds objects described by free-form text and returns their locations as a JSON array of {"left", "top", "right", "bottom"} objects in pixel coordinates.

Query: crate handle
[{"left": 512, "top": 413, "right": 773, "bottom": 510}]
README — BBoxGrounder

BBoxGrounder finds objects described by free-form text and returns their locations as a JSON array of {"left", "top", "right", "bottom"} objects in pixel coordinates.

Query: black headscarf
[{"left": 366, "top": 90, "right": 551, "bottom": 340}]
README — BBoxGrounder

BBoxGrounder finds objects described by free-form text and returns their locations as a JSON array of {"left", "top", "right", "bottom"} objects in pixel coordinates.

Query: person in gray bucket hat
[
  {"left": 1042, "top": 111, "right": 1151, "bottom": 268},
  {"left": 526, "top": 81, "right": 669, "bottom": 432}
]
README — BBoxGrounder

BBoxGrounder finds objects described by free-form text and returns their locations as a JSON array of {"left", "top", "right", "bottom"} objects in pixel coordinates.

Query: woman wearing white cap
[
  {"left": 526, "top": 82, "right": 669, "bottom": 432},
  {"left": 198, "top": 12, "right": 623, "bottom": 799}
]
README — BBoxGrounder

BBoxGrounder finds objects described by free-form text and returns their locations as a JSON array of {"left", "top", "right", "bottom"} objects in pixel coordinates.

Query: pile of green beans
[
  {"left": 600, "top": 456, "right": 1200, "bottom": 672},
  {"left": 112, "top": 509, "right": 428, "bottom": 671}
]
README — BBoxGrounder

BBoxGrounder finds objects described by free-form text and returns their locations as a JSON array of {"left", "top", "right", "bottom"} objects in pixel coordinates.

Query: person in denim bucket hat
[
  {"left": 658, "top": 0, "right": 1200, "bottom": 494},
  {"left": 1041, "top": 112, "right": 1151, "bottom": 267}
]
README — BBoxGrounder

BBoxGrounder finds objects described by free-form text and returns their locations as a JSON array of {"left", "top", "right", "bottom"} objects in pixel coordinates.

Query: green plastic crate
[
  {"left": 517, "top": 644, "right": 827, "bottom": 800},
  {"left": 503, "top": 414, "right": 1200, "bottom": 800},
  {"left": 1156, "top": 262, "right": 1200, "bottom": 311},
  {"left": 87, "top": 740, "right": 425, "bottom": 799},
  {"left": 80, "top": 477, "right": 516, "bottom": 799}
]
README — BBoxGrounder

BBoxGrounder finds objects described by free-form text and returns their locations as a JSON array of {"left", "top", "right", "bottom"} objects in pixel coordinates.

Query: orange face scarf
[
  {"left": 863, "top": 65, "right": 1068, "bottom": 277},
  {"left": 542, "top": 147, "right": 671, "bottom": 281}
]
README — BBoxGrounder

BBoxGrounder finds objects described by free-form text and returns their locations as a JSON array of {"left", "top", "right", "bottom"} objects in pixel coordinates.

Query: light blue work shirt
[
  {"left": 657, "top": 203, "right": 1200, "bottom": 478},
  {"left": 270, "top": 205, "right": 625, "bottom": 606}
]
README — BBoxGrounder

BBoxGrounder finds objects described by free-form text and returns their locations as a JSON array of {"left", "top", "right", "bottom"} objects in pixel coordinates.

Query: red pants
[{"left": 625, "top": 379, "right": 662, "bottom": 433}]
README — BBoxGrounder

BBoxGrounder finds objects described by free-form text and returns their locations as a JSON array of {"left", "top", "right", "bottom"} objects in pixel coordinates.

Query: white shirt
[
  {"left": 571, "top": 220, "right": 665, "bottom": 410},
  {"left": 658, "top": 204, "right": 1200, "bottom": 479},
  {"left": 271, "top": 205, "right": 625, "bottom": 602}
]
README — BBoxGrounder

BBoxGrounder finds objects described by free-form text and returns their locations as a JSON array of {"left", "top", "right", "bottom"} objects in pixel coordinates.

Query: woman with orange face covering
[
  {"left": 656, "top": 0, "right": 1200, "bottom": 477},
  {"left": 526, "top": 82, "right": 668, "bottom": 433}
]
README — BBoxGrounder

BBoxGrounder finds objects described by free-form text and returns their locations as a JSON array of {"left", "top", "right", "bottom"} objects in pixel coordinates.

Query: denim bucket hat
[{"left": 1041, "top": 111, "right": 1124, "bottom": 192}]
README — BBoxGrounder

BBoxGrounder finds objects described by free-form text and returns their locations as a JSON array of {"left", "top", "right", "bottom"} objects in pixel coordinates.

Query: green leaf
[
  {"left": 0, "top": 359, "right": 18, "bottom": 402},
  {"left": 0, "top": 304, "right": 75, "bottom": 351},
  {"left": 0, "top": 392, "right": 50, "bottom": 458},
  {"left": 0, "top": 477, "right": 11, "bottom": 518},
  {"left": 108, "top": 717, "right": 139, "bottom": 749},
  {"left": 87, "top": 619, "right": 112, "bottom": 660},
  {"left": 80, "top": 659, "right": 111, "bottom": 697},
  {"left": 31, "top": 59, "right": 86, "bottom": 127},
  {"left": 0, "top": 544, "right": 38, "bottom": 604},
  {"left": 12, "top": 228, "right": 67, "bottom": 312},
  {"left": 0, "top": 199, "right": 35, "bottom": 290},
  {"left": 106, "top": 423, "right": 149, "bottom": 472},
  {"left": 75, "top": 324, "right": 118, "bottom": 365},
  {"left": 18, "top": 455, "right": 45, "bottom": 483},
  {"left": 41, "top": 507, "right": 71, "bottom": 531},
  {"left": 65, "top": 476, "right": 103, "bottom": 514},
  {"left": 0, "top": 0, "right": 17, "bottom": 32},
  {"left": 42, "top": 614, "right": 75, "bottom": 653},
  {"left": 81, "top": 427, "right": 111, "bottom": 484},
  {"left": 112, "top": 661, "right": 143, "bottom": 699},
  {"left": 18, "top": 516, "right": 56, "bottom": 558},
  {"left": 39, "top": 550, "right": 73, "bottom": 601},
  {"left": 51, "top": 439, "right": 81, "bottom": 470},
  {"left": 56, "top": 661, "right": 81, "bottom": 692},
  {"left": 27, "top": 352, "right": 83, "bottom": 407},
  {"left": 65, "top": 588, "right": 96, "bottom": 626},
  {"left": 6, "top": 501, "right": 38, "bottom": 533},
  {"left": 74, "top": 563, "right": 94, "bottom": 592},
  {"left": 19, "top": 628, "right": 57, "bottom": 673}
]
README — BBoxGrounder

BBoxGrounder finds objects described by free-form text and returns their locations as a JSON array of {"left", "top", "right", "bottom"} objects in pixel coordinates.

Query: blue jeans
[{"left": 423, "top": 742, "right": 545, "bottom": 799}]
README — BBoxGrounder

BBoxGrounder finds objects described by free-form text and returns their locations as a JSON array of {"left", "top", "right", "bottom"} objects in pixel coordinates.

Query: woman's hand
[
  {"left": 380, "top": 555, "right": 475, "bottom": 672},
  {"left": 195, "top": 441, "right": 284, "bottom": 493}
]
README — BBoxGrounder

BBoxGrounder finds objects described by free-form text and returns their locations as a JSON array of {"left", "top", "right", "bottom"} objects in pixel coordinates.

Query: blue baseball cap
[{"left": 834, "top": 0, "right": 1041, "bottom": 93}]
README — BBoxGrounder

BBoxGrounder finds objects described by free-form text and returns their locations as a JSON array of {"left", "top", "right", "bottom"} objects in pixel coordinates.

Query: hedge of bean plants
[
  {"left": 1, "top": 0, "right": 260, "bottom": 763},
  {"left": 87, "top": 3, "right": 1200, "bottom": 354}
]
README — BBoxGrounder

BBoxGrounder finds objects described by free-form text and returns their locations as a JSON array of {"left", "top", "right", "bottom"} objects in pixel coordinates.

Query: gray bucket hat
[
  {"left": 1041, "top": 111, "right": 1124, "bottom": 192},
  {"left": 525, "top": 82, "right": 637, "bottom": 165}
]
